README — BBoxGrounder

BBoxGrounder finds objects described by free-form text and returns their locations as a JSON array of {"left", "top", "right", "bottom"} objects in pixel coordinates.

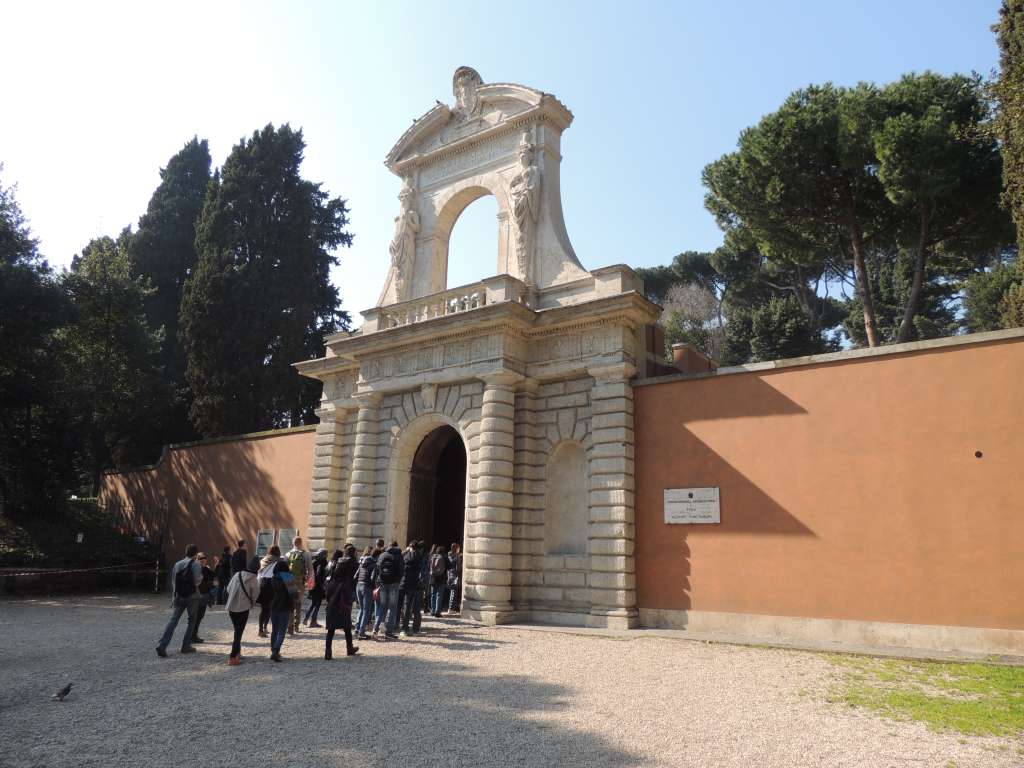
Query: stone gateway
[{"left": 295, "top": 68, "right": 661, "bottom": 628}]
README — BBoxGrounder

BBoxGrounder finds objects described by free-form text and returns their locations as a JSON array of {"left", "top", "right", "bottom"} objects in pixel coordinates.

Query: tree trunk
[
  {"left": 896, "top": 206, "right": 931, "bottom": 344},
  {"left": 847, "top": 203, "right": 881, "bottom": 347}
]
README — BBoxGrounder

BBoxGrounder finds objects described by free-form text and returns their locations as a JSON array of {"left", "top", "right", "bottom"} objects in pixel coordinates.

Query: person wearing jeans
[
  {"left": 355, "top": 546, "right": 376, "bottom": 639},
  {"left": 156, "top": 545, "right": 203, "bottom": 657},
  {"left": 372, "top": 542, "right": 404, "bottom": 638},
  {"left": 269, "top": 559, "right": 292, "bottom": 661}
]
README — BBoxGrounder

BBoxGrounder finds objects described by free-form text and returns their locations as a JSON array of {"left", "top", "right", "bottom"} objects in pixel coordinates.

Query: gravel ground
[{"left": 1, "top": 593, "right": 1020, "bottom": 768}]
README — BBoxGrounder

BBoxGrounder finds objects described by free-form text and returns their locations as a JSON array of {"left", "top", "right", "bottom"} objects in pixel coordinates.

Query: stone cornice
[{"left": 295, "top": 291, "right": 660, "bottom": 384}]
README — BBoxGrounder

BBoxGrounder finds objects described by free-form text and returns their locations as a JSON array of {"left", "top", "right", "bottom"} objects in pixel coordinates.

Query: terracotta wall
[
  {"left": 99, "top": 426, "right": 315, "bottom": 562},
  {"left": 634, "top": 334, "right": 1024, "bottom": 631}
]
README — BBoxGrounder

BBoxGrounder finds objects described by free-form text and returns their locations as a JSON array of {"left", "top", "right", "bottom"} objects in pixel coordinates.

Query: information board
[
  {"left": 664, "top": 487, "right": 720, "bottom": 524},
  {"left": 255, "top": 529, "right": 275, "bottom": 557},
  {"left": 278, "top": 528, "right": 299, "bottom": 550}
]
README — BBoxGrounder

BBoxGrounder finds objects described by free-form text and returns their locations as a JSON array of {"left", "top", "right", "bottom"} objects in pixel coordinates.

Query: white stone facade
[{"left": 296, "top": 68, "right": 660, "bottom": 628}]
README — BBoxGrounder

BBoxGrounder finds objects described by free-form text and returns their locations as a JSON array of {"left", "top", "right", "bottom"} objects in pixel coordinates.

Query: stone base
[
  {"left": 528, "top": 608, "right": 589, "bottom": 627},
  {"left": 639, "top": 608, "right": 1024, "bottom": 657},
  {"left": 587, "top": 610, "right": 639, "bottom": 630},
  {"left": 462, "top": 602, "right": 521, "bottom": 626}
]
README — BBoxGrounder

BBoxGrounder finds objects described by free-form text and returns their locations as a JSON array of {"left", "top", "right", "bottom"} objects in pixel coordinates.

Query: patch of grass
[{"left": 826, "top": 655, "right": 1024, "bottom": 737}]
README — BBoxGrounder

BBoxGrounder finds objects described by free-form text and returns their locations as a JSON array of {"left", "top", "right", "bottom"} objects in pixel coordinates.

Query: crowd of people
[{"left": 155, "top": 535, "right": 464, "bottom": 663}]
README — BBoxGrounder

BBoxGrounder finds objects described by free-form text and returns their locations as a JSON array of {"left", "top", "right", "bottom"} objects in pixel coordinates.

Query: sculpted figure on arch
[
  {"left": 510, "top": 132, "right": 540, "bottom": 286},
  {"left": 388, "top": 177, "right": 419, "bottom": 301},
  {"left": 452, "top": 65, "right": 483, "bottom": 119}
]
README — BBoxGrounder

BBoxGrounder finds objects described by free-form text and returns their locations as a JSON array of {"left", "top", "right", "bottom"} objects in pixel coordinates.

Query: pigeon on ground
[{"left": 52, "top": 683, "right": 72, "bottom": 702}]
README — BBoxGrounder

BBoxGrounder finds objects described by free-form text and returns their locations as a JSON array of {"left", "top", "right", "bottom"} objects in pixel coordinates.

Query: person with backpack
[
  {"left": 285, "top": 536, "right": 313, "bottom": 635},
  {"left": 428, "top": 545, "right": 450, "bottom": 618},
  {"left": 447, "top": 542, "right": 463, "bottom": 613},
  {"left": 355, "top": 545, "right": 377, "bottom": 640},
  {"left": 224, "top": 559, "right": 260, "bottom": 665},
  {"left": 269, "top": 558, "right": 295, "bottom": 661},
  {"left": 324, "top": 546, "right": 359, "bottom": 660},
  {"left": 156, "top": 544, "right": 203, "bottom": 657},
  {"left": 372, "top": 540, "right": 404, "bottom": 639},
  {"left": 256, "top": 546, "right": 281, "bottom": 638},
  {"left": 303, "top": 549, "right": 329, "bottom": 628}
]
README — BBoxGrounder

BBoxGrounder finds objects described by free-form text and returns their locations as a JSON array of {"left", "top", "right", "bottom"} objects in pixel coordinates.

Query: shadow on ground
[{"left": 2, "top": 595, "right": 641, "bottom": 768}]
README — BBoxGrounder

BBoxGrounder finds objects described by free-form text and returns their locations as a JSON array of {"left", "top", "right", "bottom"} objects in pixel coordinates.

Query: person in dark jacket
[
  {"left": 269, "top": 557, "right": 293, "bottom": 661},
  {"left": 191, "top": 553, "right": 216, "bottom": 643},
  {"left": 399, "top": 541, "right": 423, "bottom": 636},
  {"left": 355, "top": 546, "right": 377, "bottom": 640},
  {"left": 428, "top": 545, "right": 450, "bottom": 617},
  {"left": 447, "top": 542, "right": 463, "bottom": 613},
  {"left": 256, "top": 546, "right": 280, "bottom": 638},
  {"left": 215, "top": 546, "right": 232, "bottom": 605},
  {"left": 324, "top": 546, "right": 359, "bottom": 659},
  {"left": 303, "top": 549, "right": 329, "bottom": 628},
  {"left": 231, "top": 540, "right": 248, "bottom": 575}
]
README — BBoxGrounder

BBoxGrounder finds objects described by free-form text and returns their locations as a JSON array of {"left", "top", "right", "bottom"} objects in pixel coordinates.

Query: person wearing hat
[{"left": 303, "top": 548, "right": 329, "bottom": 628}]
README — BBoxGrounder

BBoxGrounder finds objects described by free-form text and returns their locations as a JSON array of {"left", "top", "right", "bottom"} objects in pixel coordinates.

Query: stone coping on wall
[
  {"left": 633, "top": 327, "right": 1024, "bottom": 387},
  {"left": 101, "top": 424, "right": 318, "bottom": 476}
]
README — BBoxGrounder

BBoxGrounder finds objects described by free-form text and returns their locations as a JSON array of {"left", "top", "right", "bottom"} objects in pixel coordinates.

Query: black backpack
[
  {"left": 378, "top": 551, "right": 398, "bottom": 584},
  {"left": 174, "top": 558, "right": 196, "bottom": 598}
]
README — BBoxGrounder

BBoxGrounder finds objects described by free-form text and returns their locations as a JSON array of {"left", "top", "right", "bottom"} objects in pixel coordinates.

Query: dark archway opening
[{"left": 407, "top": 425, "right": 466, "bottom": 549}]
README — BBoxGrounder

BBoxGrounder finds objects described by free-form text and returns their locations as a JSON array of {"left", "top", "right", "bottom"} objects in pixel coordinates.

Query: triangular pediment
[{"left": 385, "top": 82, "right": 571, "bottom": 172}]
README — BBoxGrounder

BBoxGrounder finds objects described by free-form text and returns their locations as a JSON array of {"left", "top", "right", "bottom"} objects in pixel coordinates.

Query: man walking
[
  {"left": 372, "top": 540, "right": 404, "bottom": 639},
  {"left": 286, "top": 536, "right": 313, "bottom": 634},
  {"left": 156, "top": 544, "right": 203, "bottom": 657}
]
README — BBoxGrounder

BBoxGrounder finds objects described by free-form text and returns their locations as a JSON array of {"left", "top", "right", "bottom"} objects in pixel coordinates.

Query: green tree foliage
[
  {"left": 181, "top": 124, "right": 352, "bottom": 436},
  {"left": 963, "top": 259, "right": 1018, "bottom": 332},
  {"left": 874, "top": 73, "right": 1008, "bottom": 342},
  {"left": 62, "top": 232, "right": 165, "bottom": 492},
  {"left": 703, "top": 83, "right": 887, "bottom": 346},
  {"left": 702, "top": 76, "right": 1011, "bottom": 348},
  {"left": 128, "top": 138, "right": 211, "bottom": 444},
  {"left": 994, "top": 1, "right": 1024, "bottom": 241},
  {"left": 0, "top": 173, "right": 76, "bottom": 513},
  {"left": 994, "top": 1, "right": 1024, "bottom": 324}
]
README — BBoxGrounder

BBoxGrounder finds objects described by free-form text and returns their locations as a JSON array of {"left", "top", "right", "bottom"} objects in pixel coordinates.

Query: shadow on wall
[
  {"left": 636, "top": 374, "right": 817, "bottom": 613},
  {"left": 107, "top": 435, "right": 302, "bottom": 563}
]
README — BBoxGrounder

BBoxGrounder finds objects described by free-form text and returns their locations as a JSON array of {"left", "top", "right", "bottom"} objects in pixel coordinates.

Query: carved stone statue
[
  {"left": 389, "top": 178, "right": 420, "bottom": 300},
  {"left": 452, "top": 66, "right": 483, "bottom": 119},
  {"left": 510, "top": 132, "right": 540, "bottom": 285}
]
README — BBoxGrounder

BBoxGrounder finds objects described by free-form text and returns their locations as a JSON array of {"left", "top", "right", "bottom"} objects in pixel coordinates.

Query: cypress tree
[
  {"left": 128, "top": 138, "right": 211, "bottom": 443},
  {"left": 180, "top": 124, "right": 352, "bottom": 437}
]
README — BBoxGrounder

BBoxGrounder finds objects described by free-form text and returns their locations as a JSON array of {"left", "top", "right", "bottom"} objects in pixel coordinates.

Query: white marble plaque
[{"left": 664, "top": 487, "right": 720, "bottom": 524}]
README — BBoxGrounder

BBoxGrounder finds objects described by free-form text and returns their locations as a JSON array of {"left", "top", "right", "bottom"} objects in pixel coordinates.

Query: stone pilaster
[
  {"left": 586, "top": 363, "right": 638, "bottom": 629},
  {"left": 307, "top": 404, "right": 353, "bottom": 552},
  {"left": 463, "top": 371, "right": 521, "bottom": 624},
  {"left": 344, "top": 392, "right": 382, "bottom": 546}
]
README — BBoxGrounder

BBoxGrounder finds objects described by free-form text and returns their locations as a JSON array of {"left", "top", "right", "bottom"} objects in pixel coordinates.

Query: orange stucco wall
[
  {"left": 99, "top": 427, "right": 315, "bottom": 562},
  {"left": 634, "top": 336, "right": 1024, "bottom": 631}
]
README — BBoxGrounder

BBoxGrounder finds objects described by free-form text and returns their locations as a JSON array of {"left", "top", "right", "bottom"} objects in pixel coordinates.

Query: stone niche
[{"left": 295, "top": 67, "right": 660, "bottom": 629}]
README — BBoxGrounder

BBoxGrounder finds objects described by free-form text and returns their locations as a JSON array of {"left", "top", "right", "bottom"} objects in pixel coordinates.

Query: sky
[{"left": 1, "top": 0, "right": 1005, "bottom": 319}]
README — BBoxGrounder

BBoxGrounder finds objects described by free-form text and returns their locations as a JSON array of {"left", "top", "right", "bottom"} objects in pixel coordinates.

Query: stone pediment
[{"left": 386, "top": 81, "right": 572, "bottom": 173}]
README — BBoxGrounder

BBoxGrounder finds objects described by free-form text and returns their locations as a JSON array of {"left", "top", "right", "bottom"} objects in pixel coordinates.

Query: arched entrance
[{"left": 407, "top": 425, "right": 466, "bottom": 548}]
